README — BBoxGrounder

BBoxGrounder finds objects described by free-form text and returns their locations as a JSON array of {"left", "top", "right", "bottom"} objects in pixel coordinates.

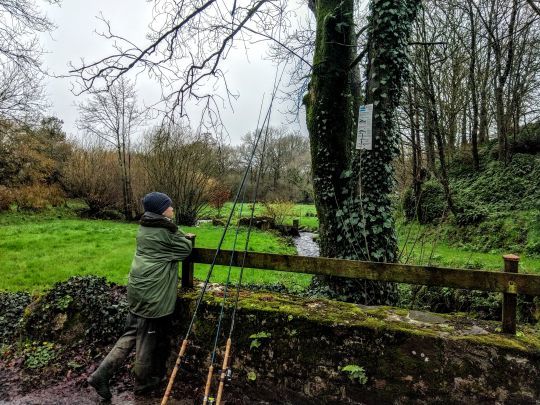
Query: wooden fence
[{"left": 181, "top": 236, "right": 540, "bottom": 335}]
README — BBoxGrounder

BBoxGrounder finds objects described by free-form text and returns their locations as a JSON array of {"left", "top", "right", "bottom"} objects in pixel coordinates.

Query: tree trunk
[
  {"left": 468, "top": 0, "right": 480, "bottom": 170},
  {"left": 478, "top": 42, "right": 491, "bottom": 145},
  {"left": 460, "top": 107, "right": 468, "bottom": 147},
  {"left": 408, "top": 83, "right": 421, "bottom": 201},
  {"left": 425, "top": 47, "right": 457, "bottom": 216},
  {"left": 304, "top": 0, "right": 356, "bottom": 259},
  {"left": 495, "top": 0, "right": 518, "bottom": 164},
  {"left": 305, "top": 0, "right": 420, "bottom": 304}
]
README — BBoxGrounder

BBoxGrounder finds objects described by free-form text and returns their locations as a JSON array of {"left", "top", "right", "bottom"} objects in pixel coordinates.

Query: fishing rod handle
[
  {"left": 161, "top": 339, "right": 189, "bottom": 405},
  {"left": 202, "top": 365, "right": 215, "bottom": 405},
  {"left": 216, "top": 338, "right": 232, "bottom": 405}
]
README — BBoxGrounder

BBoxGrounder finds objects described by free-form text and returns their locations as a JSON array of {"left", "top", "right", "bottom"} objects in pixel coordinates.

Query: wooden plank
[
  {"left": 191, "top": 248, "right": 540, "bottom": 296},
  {"left": 181, "top": 234, "right": 196, "bottom": 288},
  {"left": 502, "top": 254, "right": 519, "bottom": 334}
]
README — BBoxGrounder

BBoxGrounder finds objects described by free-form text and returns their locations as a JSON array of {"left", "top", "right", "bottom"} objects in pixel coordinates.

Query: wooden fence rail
[{"left": 182, "top": 244, "right": 540, "bottom": 335}]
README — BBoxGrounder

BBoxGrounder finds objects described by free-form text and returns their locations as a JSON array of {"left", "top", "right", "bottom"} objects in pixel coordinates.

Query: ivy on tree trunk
[{"left": 304, "top": 0, "right": 420, "bottom": 304}]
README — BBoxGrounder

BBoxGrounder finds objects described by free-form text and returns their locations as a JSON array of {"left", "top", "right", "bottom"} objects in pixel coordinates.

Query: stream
[{"left": 293, "top": 232, "right": 319, "bottom": 257}]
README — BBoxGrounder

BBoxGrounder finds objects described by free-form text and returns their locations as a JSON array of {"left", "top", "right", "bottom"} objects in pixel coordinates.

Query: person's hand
[{"left": 185, "top": 233, "right": 196, "bottom": 240}]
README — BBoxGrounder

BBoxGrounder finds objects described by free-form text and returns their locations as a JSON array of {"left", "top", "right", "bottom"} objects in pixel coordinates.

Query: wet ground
[
  {"left": 0, "top": 364, "right": 188, "bottom": 404},
  {"left": 0, "top": 352, "right": 275, "bottom": 404}
]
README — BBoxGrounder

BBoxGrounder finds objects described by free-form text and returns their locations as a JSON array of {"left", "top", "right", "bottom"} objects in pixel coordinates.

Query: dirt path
[
  {"left": 0, "top": 363, "right": 273, "bottom": 405},
  {"left": 0, "top": 365, "right": 195, "bottom": 405}
]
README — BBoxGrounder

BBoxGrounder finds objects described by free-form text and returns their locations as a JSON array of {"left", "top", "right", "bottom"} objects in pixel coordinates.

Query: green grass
[
  {"left": 205, "top": 202, "right": 319, "bottom": 230},
  {"left": 2, "top": 202, "right": 539, "bottom": 293},
  {"left": 0, "top": 207, "right": 310, "bottom": 293},
  {"left": 396, "top": 218, "right": 540, "bottom": 274}
]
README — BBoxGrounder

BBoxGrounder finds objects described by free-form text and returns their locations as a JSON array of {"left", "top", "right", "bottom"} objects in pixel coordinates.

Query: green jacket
[{"left": 127, "top": 215, "right": 192, "bottom": 318}]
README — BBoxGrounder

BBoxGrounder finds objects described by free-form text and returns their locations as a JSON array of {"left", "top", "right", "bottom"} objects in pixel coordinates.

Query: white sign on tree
[{"left": 356, "top": 104, "right": 373, "bottom": 150}]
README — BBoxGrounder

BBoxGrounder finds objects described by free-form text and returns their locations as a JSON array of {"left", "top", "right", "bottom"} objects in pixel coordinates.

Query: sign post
[{"left": 356, "top": 104, "right": 373, "bottom": 150}]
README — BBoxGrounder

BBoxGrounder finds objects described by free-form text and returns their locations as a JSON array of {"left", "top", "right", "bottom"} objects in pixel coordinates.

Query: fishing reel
[
  {"left": 225, "top": 367, "right": 233, "bottom": 382},
  {"left": 207, "top": 397, "right": 216, "bottom": 405},
  {"left": 217, "top": 367, "right": 233, "bottom": 383}
]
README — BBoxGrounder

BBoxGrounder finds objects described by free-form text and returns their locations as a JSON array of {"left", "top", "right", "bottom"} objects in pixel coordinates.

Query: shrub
[
  {"left": 46, "top": 185, "right": 66, "bottom": 207},
  {"left": 14, "top": 184, "right": 65, "bottom": 210},
  {"left": 14, "top": 185, "right": 48, "bottom": 210},
  {"left": 402, "top": 180, "right": 446, "bottom": 224},
  {"left": 446, "top": 214, "right": 529, "bottom": 252},
  {"left": 63, "top": 147, "right": 123, "bottom": 216},
  {"left": 402, "top": 188, "right": 416, "bottom": 221},
  {"left": 511, "top": 122, "right": 540, "bottom": 154},
  {"left": 262, "top": 200, "right": 295, "bottom": 225},
  {"left": 451, "top": 154, "right": 540, "bottom": 211},
  {"left": 527, "top": 240, "right": 540, "bottom": 255},
  {"left": 341, "top": 365, "right": 368, "bottom": 384},
  {"left": 208, "top": 180, "right": 230, "bottom": 218},
  {"left": 23, "top": 341, "right": 57, "bottom": 369},
  {"left": 0, "top": 186, "right": 14, "bottom": 211},
  {"left": 22, "top": 276, "right": 128, "bottom": 344},
  {"left": 453, "top": 204, "right": 488, "bottom": 226},
  {"left": 0, "top": 291, "right": 31, "bottom": 343}
]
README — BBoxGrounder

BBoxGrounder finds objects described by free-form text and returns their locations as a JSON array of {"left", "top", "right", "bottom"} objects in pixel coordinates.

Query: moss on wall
[{"left": 175, "top": 288, "right": 540, "bottom": 403}]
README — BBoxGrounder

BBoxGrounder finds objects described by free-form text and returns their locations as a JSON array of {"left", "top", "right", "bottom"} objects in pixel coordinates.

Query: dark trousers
[{"left": 94, "top": 312, "right": 172, "bottom": 388}]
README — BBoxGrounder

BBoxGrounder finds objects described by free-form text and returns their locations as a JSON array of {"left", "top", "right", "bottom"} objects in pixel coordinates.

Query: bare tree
[
  {"left": 0, "top": 61, "right": 47, "bottom": 121},
  {"left": 77, "top": 77, "right": 146, "bottom": 219},
  {"left": 63, "top": 139, "right": 124, "bottom": 215},
  {"left": 143, "top": 125, "right": 221, "bottom": 225},
  {"left": 0, "top": 0, "right": 57, "bottom": 66},
  {"left": 526, "top": 0, "right": 540, "bottom": 17},
  {"left": 0, "top": 0, "right": 59, "bottom": 121},
  {"left": 70, "top": 1, "right": 289, "bottom": 131},
  {"left": 237, "top": 127, "right": 312, "bottom": 201}
]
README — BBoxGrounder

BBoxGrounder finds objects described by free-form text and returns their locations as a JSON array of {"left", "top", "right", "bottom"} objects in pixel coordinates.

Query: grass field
[
  {"left": 395, "top": 218, "right": 540, "bottom": 274},
  {"left": 204, "top": 202, "right": 319, "bottom": 230},
  {"left": 1, "top": 203, "right": 539, "bottom": 293},
  {"left": 0, "top": 205, "right": 310, "bottom": 293}
]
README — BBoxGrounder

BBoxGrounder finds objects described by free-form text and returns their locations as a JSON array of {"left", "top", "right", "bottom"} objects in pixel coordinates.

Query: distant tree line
[{"left": 0, "top": 76, "right": 312, "bottom": 225}]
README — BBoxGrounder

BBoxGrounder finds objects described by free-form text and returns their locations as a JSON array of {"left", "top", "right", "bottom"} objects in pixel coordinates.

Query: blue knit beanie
[{"left": 143, "top": 192, "right": 172, "bottom": 215}]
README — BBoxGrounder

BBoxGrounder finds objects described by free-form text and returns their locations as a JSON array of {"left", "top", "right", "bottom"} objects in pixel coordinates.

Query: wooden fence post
[
  {"left": 502, "top": 254, "right": 519, "bottom": 334},
  {"left": 182, "top": 233, "right": 196, "bottom": 289}
]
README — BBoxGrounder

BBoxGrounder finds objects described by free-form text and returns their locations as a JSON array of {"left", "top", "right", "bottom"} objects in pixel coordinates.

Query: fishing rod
[
  {"left": 214, "top": 114, "right": 272, "bottom": 405},
  {"left": 200, "top": 66, "right": 284, "bottom": 405},
  {"left": 202, "top": 184, "right": 248, "bottom": 405},
  {"left": 202, "top": 100, "right": 274, "bottom": 405},
  {"left": 162, "top": 62, "right": 285, "bottom": 404},
  {"left": 161, "top": 97, "right": 273, "bottom": 405}
]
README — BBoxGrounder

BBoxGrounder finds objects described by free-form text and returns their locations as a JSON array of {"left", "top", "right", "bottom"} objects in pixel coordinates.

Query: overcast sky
[{"left": 39, "top": 0, "right": 309, "bottom": 145}]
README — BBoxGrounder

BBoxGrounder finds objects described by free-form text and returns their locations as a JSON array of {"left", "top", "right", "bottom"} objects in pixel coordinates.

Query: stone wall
[
  {"left": 175, "top": 287, "right": 540, "bottom": 404},
  {"left": 3, "top": 277, "right": 539, "bottom": 403}
]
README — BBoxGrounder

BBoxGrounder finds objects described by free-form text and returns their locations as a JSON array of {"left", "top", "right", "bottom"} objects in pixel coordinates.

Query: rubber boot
[{"left": 87, "top": 365, "right": 112, "bottom": 400}]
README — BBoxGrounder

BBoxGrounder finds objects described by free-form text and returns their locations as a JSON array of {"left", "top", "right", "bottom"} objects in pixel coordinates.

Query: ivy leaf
[{"left": 249, "top": 331, "right": 271, "bottom": 339}]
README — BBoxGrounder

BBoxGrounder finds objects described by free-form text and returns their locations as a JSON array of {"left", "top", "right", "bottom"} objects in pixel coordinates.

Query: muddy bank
[{"left": 1, "top": 276, "right": 540, "bottom": 404}]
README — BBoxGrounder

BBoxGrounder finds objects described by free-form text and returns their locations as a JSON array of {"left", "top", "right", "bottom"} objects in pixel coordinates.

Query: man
[{"left": 88, "top": 192, "right": 193, "bottom": 400}]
